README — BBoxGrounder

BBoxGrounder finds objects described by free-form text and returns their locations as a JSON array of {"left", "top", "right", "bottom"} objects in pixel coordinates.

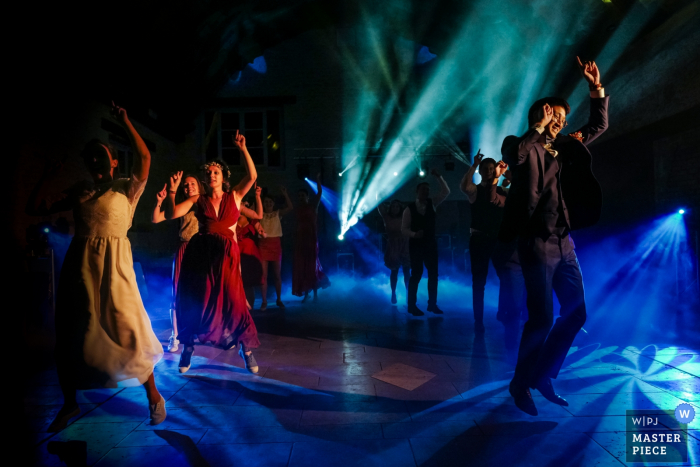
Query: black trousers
[
  {"left": 513, "top": 233, "right": 586, "bottom": 386},
  {"left": 469, "top": 233, "right": 498, "bottom": 323},
  {"left": 492, "top": 240, "right": 527, "bottom": 352},
  {"left": 408, "top": 238, "right": 438, "bottom": 308}
]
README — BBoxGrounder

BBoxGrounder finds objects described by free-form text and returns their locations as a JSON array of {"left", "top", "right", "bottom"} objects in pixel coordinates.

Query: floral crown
[{"left": 201, "top": 160, "right": 231, "bottom": 179}]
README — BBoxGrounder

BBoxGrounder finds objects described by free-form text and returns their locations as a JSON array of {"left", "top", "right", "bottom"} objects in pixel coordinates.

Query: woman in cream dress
[{"left": 27, "top": 105, "right": 166, "bottom": 431}]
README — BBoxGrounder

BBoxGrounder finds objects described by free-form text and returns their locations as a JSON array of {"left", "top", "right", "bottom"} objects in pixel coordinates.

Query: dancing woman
[
  {"left": 151, "top": 175, "right": 203, "bottom": 352},
  {"left": 378, "top": 200, "right": 410, "bottom": 304},
  {"left": 164, "top": 131, "right": 260, "bottom": 374},
  {"left": 259, "top": 186, "right": 293, "bottom": 310},
  {"left": 237, "top": 186, "right": 265, "bottom": 308},
  {"left": 292, "top": 173, "right": 331, "bottom": 302},
  {"left": 26, "top": 104, "right": 166, "bottom": 430}
]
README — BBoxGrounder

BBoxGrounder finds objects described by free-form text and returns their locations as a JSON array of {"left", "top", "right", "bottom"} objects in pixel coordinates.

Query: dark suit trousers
[
  {"left": 492, "top": 240, "right": 527, "bottom": 352},
  {"left": 469, "top": 233, "right": 498, "bottom": 323},
  {"left": 514, "top": 234, "right": 586, "bottom": 386},
  {"left": 408, "top": 239, "right": 438, "bottom": 307}
]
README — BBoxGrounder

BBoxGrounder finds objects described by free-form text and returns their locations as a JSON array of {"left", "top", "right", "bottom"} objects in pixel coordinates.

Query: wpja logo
[{"left": 626, "top": 408, "right": 691, "bottom": 463}]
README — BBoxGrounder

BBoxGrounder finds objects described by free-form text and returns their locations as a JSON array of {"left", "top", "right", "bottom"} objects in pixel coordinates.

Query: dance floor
[{"left": 27, "top": 279, "right": 699, "bottom": 466}]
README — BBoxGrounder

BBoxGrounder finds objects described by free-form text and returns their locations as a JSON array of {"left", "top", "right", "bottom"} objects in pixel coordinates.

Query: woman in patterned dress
[{"left": 151, "top": 175, "right": 203, "bottom": 352}]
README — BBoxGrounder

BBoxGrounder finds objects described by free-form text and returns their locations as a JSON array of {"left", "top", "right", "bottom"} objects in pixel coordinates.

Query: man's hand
[
  {"left": 233, "top": 130, "right": 247, "bottom": 150},
  {"left": 495, "top": 161, "right": 508, "bottom": 178},
  {"left": 473, "top": 151, "right": 484, "bottom": 167},
  {"left": 255, "top": 186, "right": 262, "bottom": 197},
  {"left": 280, "top": 185, "right": 287, "bottom": 195},
  {"left": 156, "top": 184, "right": 167, "bottom": 203},
  {"left": 169, "top": 171, "right": 183, "bottom": 192},
  {"left": 414, "top": 230, "right": 424, "bottom": 239},
  {"left": 535, "top": 103, "right": 554, "bottom": 128},
  {"left": 577, "top": 56, "right": 601, "bottom": 87}
]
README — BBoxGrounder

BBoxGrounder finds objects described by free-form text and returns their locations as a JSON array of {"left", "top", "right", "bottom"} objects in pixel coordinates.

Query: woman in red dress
[
  {"left": 292, "top": 173, "right": 331, "bottom": 302},
  {"left": 164, "top": 131, "right": 260, "bottom": 374},
  {"left": 237, "top": 186, "right": 265, "bottom": 308}
]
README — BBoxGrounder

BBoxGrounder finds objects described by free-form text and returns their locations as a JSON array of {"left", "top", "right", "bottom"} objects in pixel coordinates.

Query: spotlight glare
[
  {"left": 678, "top": 209, "right": 685, "bottom": 214},
  {"left": 43, "top": 228, "right": 50, "bottom": 233},
  {"left": 393, "top": 172, "right": 398, "bottom": 176},
  {"left": 338, "top": 234, "right": 344, "bottom": 240},
  {"left": 419, "top": 170, "right": 425, "bottom": 176},
  {"left": 338, "top": 172, "right": 342, "bottom": 177}
]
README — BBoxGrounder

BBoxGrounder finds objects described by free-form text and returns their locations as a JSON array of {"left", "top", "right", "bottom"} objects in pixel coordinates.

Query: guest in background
[
  {"left": 259, "top": 186, "right": 294, "bottom": 310},
  {"left": 292, "top": 173, "right": 331, "bottom": 302},
  {"left": 378, "top": 200, "right": 410, "bottom": 304},
  {"left": 460, "top": 153, "right": 509, "bottom": 332}
]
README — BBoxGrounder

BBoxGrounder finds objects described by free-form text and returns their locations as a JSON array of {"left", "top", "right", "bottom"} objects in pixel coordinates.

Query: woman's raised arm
[{"left": 231, "top": 131, "right": 257, "bottom": 202}]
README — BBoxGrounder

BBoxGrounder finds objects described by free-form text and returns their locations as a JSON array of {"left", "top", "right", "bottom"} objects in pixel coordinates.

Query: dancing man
[
  {"left": 502, "top": 57, "right": 608, "bottom": 415},
  {"left": 165, "top": 131, "right": 261, "bottom": 374},
  {"left": 402, "top": 169, "right": 450, "bottom": 316},
  {"left": 461, "top": 153, "right": 509, "bottom": 332},
  {"left": 27, "top": 104, "right": 166, "bottom": 430}
]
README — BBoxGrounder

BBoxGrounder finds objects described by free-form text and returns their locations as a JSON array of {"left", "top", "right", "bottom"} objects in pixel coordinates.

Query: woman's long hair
[
  {"left": 388, "top": 199, "right": 403, "bottom": 219},
  {"left": 177, "top": 174, "right": 206, "bottom": 203}
]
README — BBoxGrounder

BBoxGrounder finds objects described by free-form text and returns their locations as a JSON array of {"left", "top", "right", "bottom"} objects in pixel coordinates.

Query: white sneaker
[{"left": 167, "top": 336, "right": 179, "bottom": 353}]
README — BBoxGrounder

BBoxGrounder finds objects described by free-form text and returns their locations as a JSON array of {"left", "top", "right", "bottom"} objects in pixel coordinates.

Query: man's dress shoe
[
  {"left": 536, "top": 378, "right": 569, "bottom": 406},
  {"left": 509, "top": 381, "right": 538, "bottom": 416}
]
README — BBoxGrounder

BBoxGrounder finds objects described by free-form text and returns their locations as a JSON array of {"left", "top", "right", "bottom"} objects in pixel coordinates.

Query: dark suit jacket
[{"left": 498, "top": 96, "right": 609, "bottom": 242}]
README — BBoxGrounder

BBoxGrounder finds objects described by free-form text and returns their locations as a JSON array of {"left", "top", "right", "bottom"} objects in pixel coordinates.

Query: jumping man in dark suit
[{"left": 501, "top": 57, "right": 609, "bottom": 416}]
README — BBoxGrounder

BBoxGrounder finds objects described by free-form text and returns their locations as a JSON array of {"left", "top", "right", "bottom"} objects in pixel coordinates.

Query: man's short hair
[
  {"left": 527, "top": 97, "right": 571, "bottom": 127},
  {"left": 416, "top": 182, "right": 430, "bottom": 191}
]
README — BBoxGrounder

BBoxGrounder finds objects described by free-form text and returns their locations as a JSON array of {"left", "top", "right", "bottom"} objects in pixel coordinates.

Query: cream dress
[{"left": 55, "top": 174, "right": 163, "bottom": 388}]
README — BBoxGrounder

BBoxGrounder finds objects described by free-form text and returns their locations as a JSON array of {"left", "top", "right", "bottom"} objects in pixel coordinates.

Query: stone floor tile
[
  {"left": 35, "top": 422, "right": 140, "bottom": 467},
  {"left": 134, "top": 405, "right": 303, "bottom": 430},
  {"left": 561, "top": 391, "right": 689, "bottom": 417},
  {"left": 374, "top": 380, "right": 461, "bottom": 402},
  {"left": 74, "top": 391, "right": 176, "bottom": 424},
  {"left": 382, "top": 420, "right": 481, "bottom": 438},
  {"left": 199, "top": 423, "right": 384, "bottom": 444},
  {"left": 288, "top": 439, "right": 416, "bottom": 467},
  {"left": 410, "top": 432, "right": 623, "bottom": 466},
  {"left": 166, "top": 389, "right": 241, "bottom": 407},
  {"left": 117, "top": 429, "right": 207, "bottom": 446},
  {"left": 300, "top": 400, "right": 411, "bottom": 425}
]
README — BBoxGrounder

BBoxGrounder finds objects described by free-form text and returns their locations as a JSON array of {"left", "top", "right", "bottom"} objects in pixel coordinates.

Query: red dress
[
  {"left": 236, "top": 221, "right": 263, "bottom": 288},
  {"left": 292, "top": 204, "right": 330, "bottom": 296},
  {"left": 176, "top": 192, "right": 260, "bottom": 348}
]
